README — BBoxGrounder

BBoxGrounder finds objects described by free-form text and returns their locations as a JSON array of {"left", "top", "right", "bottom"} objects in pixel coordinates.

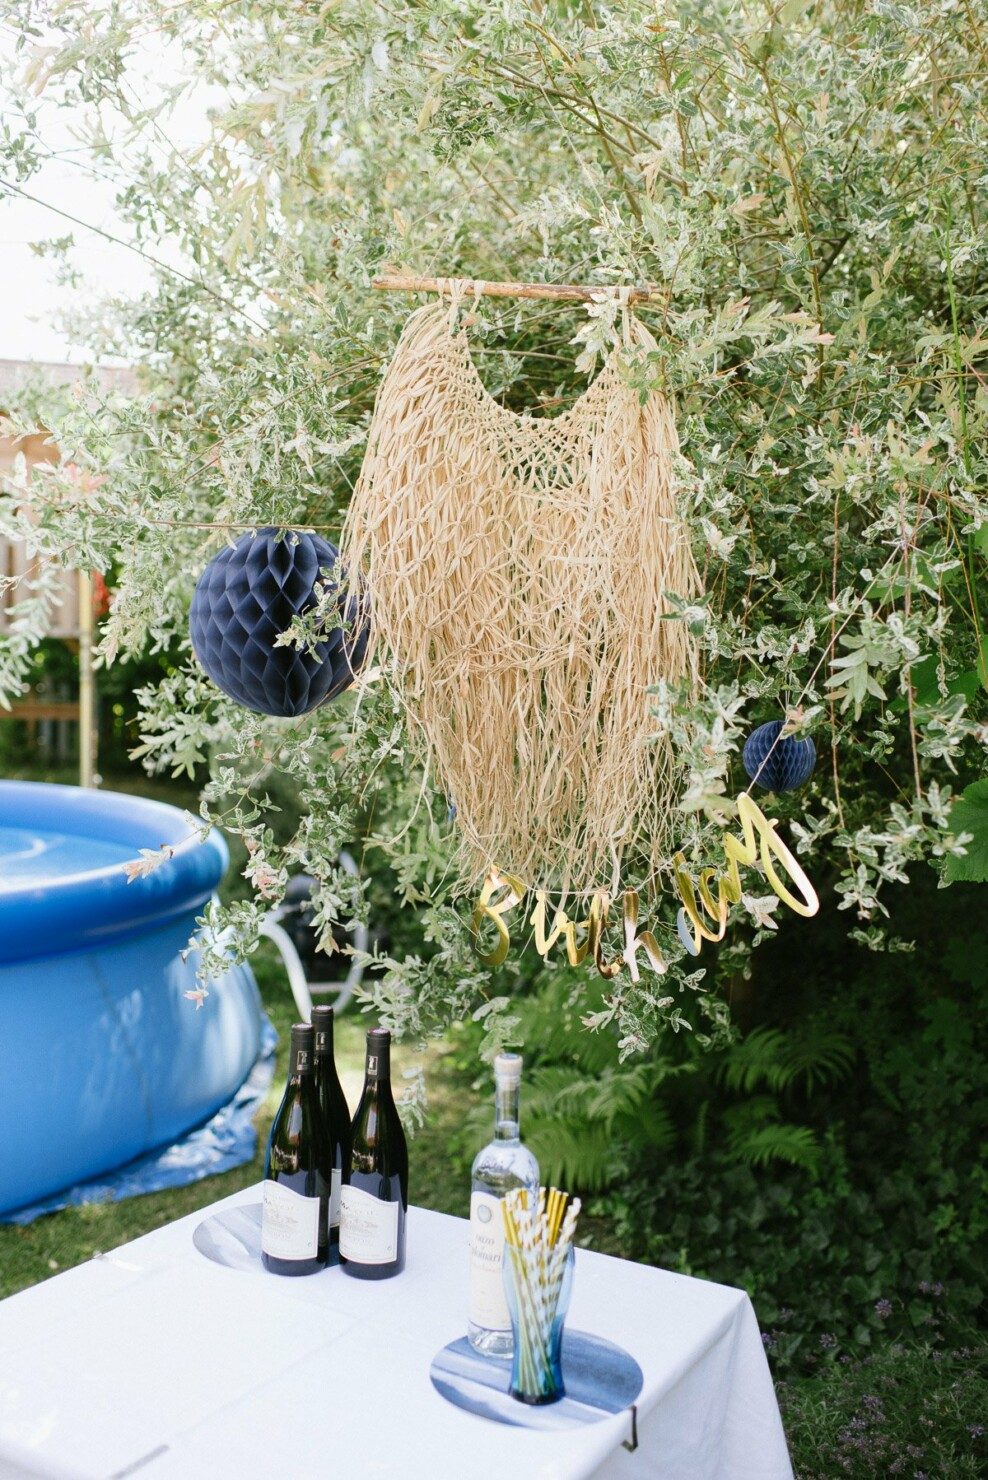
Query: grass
[{"left": 779, "top": 1346, "right": 987, "bottom": 1479}]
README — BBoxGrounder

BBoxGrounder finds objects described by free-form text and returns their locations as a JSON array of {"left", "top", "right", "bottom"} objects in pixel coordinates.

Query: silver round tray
[
  {"left": 430, "top": 1330, "right": 643, "bottom": 1430},
  {"left": 193, "top": 1201, "right": 267, "bottom": 1272}
]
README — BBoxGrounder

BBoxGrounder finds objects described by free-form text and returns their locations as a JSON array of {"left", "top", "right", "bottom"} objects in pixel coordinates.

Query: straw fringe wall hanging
[{"left": 342, "top": 297, "right": 701, "bottom": 896}]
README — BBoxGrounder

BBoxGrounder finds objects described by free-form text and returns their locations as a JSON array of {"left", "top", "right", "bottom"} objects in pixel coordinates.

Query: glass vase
[{"left": 502, "top": 1242, "right": 575, "bottom": 1404}]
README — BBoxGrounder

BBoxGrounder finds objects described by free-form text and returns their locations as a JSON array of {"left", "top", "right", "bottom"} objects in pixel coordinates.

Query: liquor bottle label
[
  {"left": 329, "top": 1167, "right": 342, "bottom": 1231},
  {"left": 339, "top": 1185, "right": 399, "bottom": 1263},
  {"left": 469, "top": 1191, "right": 511, "bottom": 1331},
  {"left": 261, "top": 1179, "right": 320, "bottom": 1261}
]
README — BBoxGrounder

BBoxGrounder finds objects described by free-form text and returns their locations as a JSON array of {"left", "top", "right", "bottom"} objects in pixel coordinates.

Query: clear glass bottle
[{"left": 468, "top": 1052, "right": 539, "bottom": 1355}]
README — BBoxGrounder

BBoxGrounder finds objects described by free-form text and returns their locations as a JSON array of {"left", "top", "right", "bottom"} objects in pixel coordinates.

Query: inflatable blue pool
[{"left": 0, "top": 781, "right": 262, "bottom": 1217}]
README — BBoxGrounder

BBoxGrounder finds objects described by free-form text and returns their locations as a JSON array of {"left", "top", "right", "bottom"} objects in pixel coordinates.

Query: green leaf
[
  {"left": 909, "top": 655, "right": 981, "bottom": 707},
  {"left": 717, "top": 1025, "right": 853, "bottom": 1095},
  {"left": 944, "top": 779, "right": 988, "bottom": 883},
  {"left": 725, "top": 1122, "right": 821, "bottom": 1172}
]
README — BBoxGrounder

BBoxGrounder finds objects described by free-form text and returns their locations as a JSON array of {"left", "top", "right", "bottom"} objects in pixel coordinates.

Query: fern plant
[
  {"left": 458, "top": 972, "right": 695, "bottom": 1191},
  {"left": 463, "top": 977, "right": 856, "bottom": 1188},
  {"left": 718, "top": 1026, "right": 855, "bottom": 1097},
  {"left": 722, "top": 1098, "right": 823, "bottom": 1173},
  {"left": 523, "top": 1063, "right": 677, "bottom": 1191},
  {"left": 713, "top": 1025, "right": 855, "bottom": 1172}
]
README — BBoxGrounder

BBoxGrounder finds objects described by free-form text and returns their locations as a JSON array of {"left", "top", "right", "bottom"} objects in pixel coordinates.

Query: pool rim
[{"left": 0, "top": 780, "right": 228, "bottom": 964}]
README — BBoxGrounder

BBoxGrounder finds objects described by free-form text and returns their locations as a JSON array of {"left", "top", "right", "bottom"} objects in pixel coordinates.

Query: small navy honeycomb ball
[
  {"left": 189, "top": 527, "right": 368, "bottom": 718},
  {"left": 742, "top": 720, "right": 816, "bottom": 792}
]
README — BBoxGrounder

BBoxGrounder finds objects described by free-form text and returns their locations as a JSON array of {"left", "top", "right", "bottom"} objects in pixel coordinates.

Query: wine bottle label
[
  {"left": 329, "top": 1167, "right": 342, "bottom": 1231},
  {"left": 261, "top": 1179, "right": 320, "bottom": 1261},
  {"left": 469, "top": 1191, "right": 511, "bottom": 1331},
  {"left": 339, "top": 1185, "right": 399, "bottom": 1263}
]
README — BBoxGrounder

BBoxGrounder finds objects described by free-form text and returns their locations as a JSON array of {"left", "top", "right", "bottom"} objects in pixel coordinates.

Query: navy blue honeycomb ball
[
  {"left": 742, "top": 720, "right": 816, "bottom": 793},
  {"left": 189, "top": 527, "right": 368, "bottom": 718}
]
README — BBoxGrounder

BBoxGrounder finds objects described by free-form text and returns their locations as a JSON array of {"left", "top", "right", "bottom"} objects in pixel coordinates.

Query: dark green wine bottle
[
  {"left": 340, "top": 1028, "right": 408, "bottom": 1280},
  {"left": 311, "top": 1004, "right": 351, "bottom": 1263},
  {"left": 261, "top": 1024, "right": 331, "bottom": 1275}
]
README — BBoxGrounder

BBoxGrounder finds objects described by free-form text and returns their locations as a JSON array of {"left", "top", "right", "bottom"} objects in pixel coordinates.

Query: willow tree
[{"left": 1, "top": 0, "right": 985, "bottom": 1063}]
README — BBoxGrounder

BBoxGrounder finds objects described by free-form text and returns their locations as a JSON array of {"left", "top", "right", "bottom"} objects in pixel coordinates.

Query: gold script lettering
[
  {"left": 530, "top": 891, "right": 589, "bottom": 967},
  {"left": 471, "top": 794, "right": 818, "bottom": 974},
  {"left": 470, "top": 869, "right": 526, "bottom": 967},
  {"left": 587, "top": 892, "right": 623, "bottom": 980},
  {"left": 674, "top": 792, "right": 819, "bottom": 955},
  {"left": 621, "top": 890, "right": 668, "bottom": 982}
]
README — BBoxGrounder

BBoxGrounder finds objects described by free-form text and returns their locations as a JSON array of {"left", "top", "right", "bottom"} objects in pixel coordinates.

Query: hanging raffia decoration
[{"left": 342, "top": 300, "right": 701, "bottom": 896}]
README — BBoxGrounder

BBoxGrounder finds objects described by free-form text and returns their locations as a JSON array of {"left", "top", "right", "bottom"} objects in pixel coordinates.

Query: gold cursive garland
[{"left": 469, "top": 793, "right": 819, "bottom": 980}]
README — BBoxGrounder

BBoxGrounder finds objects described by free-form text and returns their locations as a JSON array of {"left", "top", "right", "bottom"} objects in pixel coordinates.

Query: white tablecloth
[{"left": 0, "top": 1184, "right": 792, "bottom": 1480}]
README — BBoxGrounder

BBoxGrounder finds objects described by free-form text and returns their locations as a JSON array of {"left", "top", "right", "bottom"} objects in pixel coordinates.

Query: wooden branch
[{"left": 372, "top": 274, "right": 667, "bottom": 305}]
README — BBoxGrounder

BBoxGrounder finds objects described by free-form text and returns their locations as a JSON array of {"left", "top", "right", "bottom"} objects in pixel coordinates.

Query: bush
[{"left": 605, "top": 1146, "right": 982, "bottom": 1377}]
